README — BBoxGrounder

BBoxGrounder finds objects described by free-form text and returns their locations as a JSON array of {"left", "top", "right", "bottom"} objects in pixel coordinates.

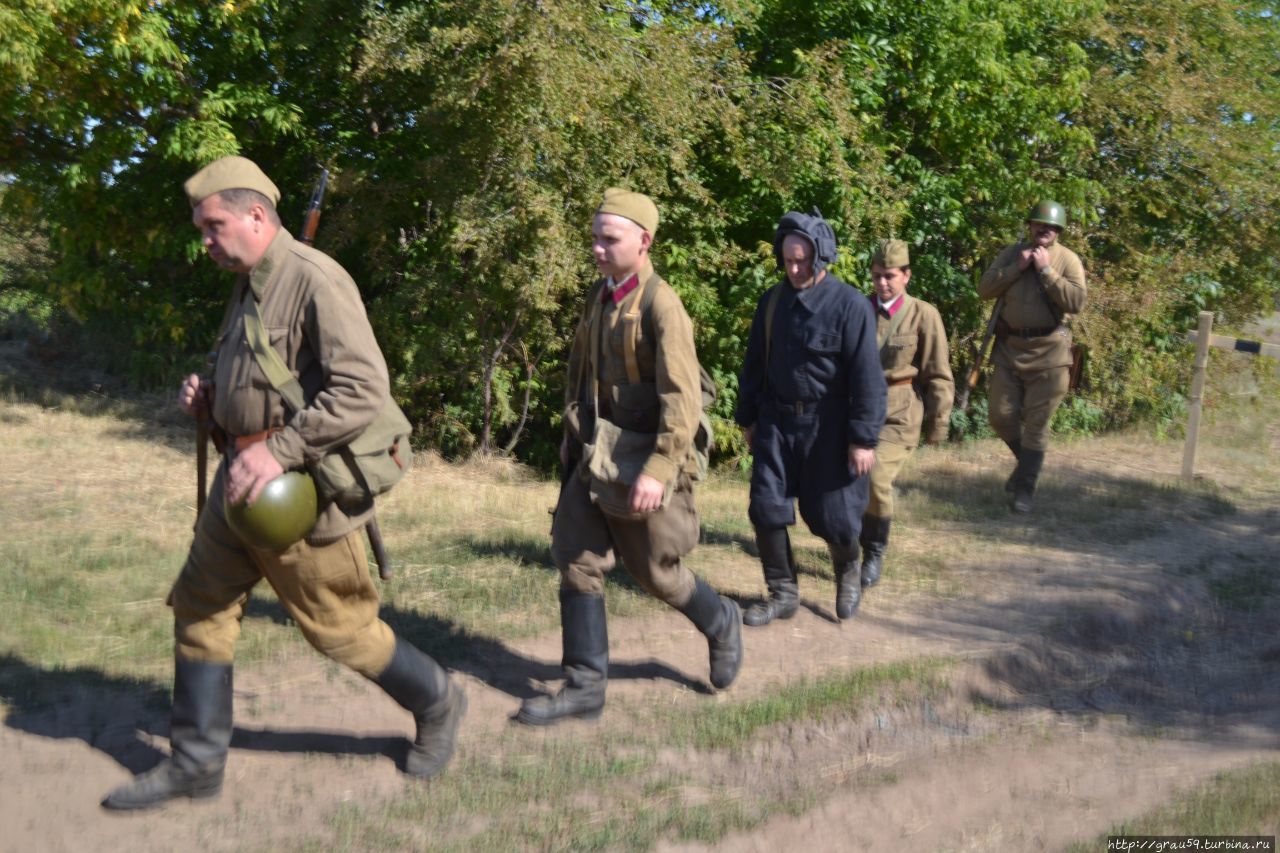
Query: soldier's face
[
  {"left": 192, "top": 193, "right": 269, "bottom": 273},
  {"left": 871, "top": 263, "right": 911, "bottom": 303},
  {"left": 1027, "top": 221, "right": 1061, "bottom": 248},
  {"left": 592, "top": 213, "right": 650, "bottom": 280},
  {"left": 782, "top": 235, "right": 817, "bottom": 289}
]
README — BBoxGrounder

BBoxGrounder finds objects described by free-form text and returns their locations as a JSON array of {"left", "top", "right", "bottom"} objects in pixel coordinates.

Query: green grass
[
  {"left": 291, "top": 660, "right": 950, "bottom": 852},
  {"left": 1066, "top": 760, "right": 1280, "bottom": 851}
]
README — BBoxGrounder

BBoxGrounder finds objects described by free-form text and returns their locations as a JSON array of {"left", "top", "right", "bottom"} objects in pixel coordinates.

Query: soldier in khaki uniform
[
  {"left": 860, "top": 240, "right": 954, "bottom": 587},
  {"left": 516, "top": 189, "right": 743, "bottom": 726},
  {"left": 103, "top": 157, "right": 466, "bottom": 810},
  {"left": 979, "top": 200, "right": 1087, "bottom": 513}
]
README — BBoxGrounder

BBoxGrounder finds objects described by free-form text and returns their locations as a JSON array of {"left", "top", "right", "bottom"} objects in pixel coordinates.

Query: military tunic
[
  {"left": 172, "top": 229, "right": 397, "bottom": 678},
  {"left": 979, "top": 241, "right": 1087, "bottom": 451},
  {"left": 735, "top": 274, "right": 887, "bottom": 546},
  {"left": 553, "top": 261, "right": 703, "bottom": 604},
  {"left": 866, "top": 294, "right": 954, "bottom": 519}
]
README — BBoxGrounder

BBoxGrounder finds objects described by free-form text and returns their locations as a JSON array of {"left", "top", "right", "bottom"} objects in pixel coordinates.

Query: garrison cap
[
  {"left": 596, "top": 187, "right": 660, "bottom": 236},
  {"left": 184, "top": 156, "right": 281, "bottom": 207},
  {"left": 872, "top": 239, "right": 910, "bottom": 269}
]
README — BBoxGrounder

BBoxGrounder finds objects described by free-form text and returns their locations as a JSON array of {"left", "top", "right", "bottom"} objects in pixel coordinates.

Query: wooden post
[{"left": 1181, "top": 310, "right": 1213, "bottom": 481}]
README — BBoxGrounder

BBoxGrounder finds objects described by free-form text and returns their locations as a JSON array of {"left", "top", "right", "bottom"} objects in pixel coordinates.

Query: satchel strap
[
  {"left": 762, "top": 284, "right": 782, "bottom": 391},
  {"left": 621, "top": 270, "right": 662, "bottom": 384},
  {"left": 242, "top": 295, "right": 307, "bottom": 416},
  {"left": 877, "top": 293, "right": 912, "bottom": 351}
]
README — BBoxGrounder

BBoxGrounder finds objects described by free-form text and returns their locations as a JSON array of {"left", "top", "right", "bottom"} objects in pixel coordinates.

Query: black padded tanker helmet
[{"left": 772, "top": 208, "right": 838, "bottom": 275}]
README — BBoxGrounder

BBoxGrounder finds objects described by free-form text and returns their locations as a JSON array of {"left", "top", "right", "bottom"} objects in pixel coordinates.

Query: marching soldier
[
  {"left": 736, "top": 210, "right": 887, "bottom": 624},
  {"left": 103, "top": 156, "right": 466, "bottom": 810},
  {"left": 516, "top": 188, "right": 743, "bottom": 726},
  {"left": 979, "top": 200, "right": 1087, "bottom": 513},
  {"left": 859, "top": 240, "right": 954, "bottom": 588}
]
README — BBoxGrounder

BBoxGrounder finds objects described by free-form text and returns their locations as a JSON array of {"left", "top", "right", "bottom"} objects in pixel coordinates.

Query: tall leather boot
[
  {"left": 516, "top": 590, "right": 608, "bottom": 725},
  {"left": 1004, "top": 439, "right": 1022, "bottom": 493},
  {"left": 859, "top": 515, "right": 891, "bottom": 588},
  {"left": 101, "top": 659, "right": 232, "bottom": 810},
  {"left": 375, "top": 638, "right": 467, "bottom": 779},
  {"left": 830, "top": 542, "right": 862, "bottom": 620},
  {"left": 743, "top": 526, "right": 799, "bottom": 627},
  {"left": 1012, "top": 449, "right": 1045, "bottom": 514},
  {"left": 677, "top": 577, "right": 743, "bottom": 690}
]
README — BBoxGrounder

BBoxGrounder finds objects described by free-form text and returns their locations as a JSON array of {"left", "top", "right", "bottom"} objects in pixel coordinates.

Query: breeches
[
  {"left": 550, "top": 471, "right": 699, "bottom": 606},
  {"left": 988, "top": 363, "right": 1070, "bottom": 452},
  {"left": 169, "top": 468, "right": 395, "bottom": 678},
  {"left": 748, "top": 407, "right": 868, "bottom": 547},
  {"left": 865, "top": 439, "right": 914, "bottom": 519}
]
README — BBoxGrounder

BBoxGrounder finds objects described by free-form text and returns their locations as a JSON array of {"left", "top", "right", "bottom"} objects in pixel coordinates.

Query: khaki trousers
[
  {"left": 169, "top": 468, "right": 395, "bottom": 678},
  {"left": 988, "top": 363, "right": 1070, "bottom": 452},
  {"left": 551, "top": 471, "right": 699, "bottom": 606},
  {"left": 865, "top": 439, "right": 914, "bottom": 519}
]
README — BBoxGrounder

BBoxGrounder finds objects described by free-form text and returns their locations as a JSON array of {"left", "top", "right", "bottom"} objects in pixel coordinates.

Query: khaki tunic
[
  {"left": 866, "top": 294, "right": 954, "bottom": 519},
  {"left": 978, "top": 241, "right": 1086, "bottom": 372},
  {"left": 564, "top": 261, "right": 702, "bottom": 486},
  {"left": 212, "top": 229, "right": 388, "bottom": 542},
  {"left": 875, "top": 295, "right": 954, "bottom": 448},
  {"left": 174, "top": 228, "right": 396, "bottom": 675},
  {"left": 555, "top": 261, "right": 703, "bottom": 604}
]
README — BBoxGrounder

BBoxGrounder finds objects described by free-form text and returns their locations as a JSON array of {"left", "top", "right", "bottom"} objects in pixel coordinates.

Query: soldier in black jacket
[{"left": 735, "top": 211, "right": 887, "bottom": 624}]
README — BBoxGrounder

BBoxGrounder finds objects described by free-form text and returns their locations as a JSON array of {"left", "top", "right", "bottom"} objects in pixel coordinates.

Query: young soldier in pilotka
[
  {"left": 859, "top": 240, "right": 954, "bottom": 588},
  {"left": 102, "top": 157, "right": 466, "bottom": 810},
  {"left": 735, "top": 211, "right": 887, "bottom": 625},
  {"left": 979, "top": 200, "right": 1087, "bottom": 513},
  {"left": 516, "top": 188, "right": 743, "bottom": 726}
]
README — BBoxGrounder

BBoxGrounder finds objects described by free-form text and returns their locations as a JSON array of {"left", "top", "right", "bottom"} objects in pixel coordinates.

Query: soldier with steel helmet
[
  {"left": 102, "top": 156, "right": 466, "bottom": 810},
  {"left": 979, "top": 200, "right": 1087, "bottom": 513}
]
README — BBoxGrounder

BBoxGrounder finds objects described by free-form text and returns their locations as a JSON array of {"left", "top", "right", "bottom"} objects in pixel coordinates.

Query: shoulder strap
[
  {"left": 878, "top": 294, "right": 913, "bottom": 350},
  {"left": 242, "top": 296, "right": 307, "bottom": 415},
  {"left": 622, "top": 270, "right": 662, "bottom": 385},
  {"left": 762, "top": 284, "right": 782, "bottom": 391}
]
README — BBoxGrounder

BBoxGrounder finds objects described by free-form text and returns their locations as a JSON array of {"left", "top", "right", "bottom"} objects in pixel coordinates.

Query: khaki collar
[{"left": 248, "top": 229, "right": 295, "bottom": 301}]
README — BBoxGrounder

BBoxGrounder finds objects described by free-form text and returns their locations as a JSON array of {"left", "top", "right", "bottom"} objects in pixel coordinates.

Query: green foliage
[{"left": 2, "top": 0, "right": 1277, "bottom": 466}]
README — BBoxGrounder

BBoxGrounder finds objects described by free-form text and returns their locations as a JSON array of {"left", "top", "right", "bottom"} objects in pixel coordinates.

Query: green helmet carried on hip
[
  {"left": 225, "top": 470, "right": 318, "bottom": 551},
  {"left": 1027, "top": 199, "right": 1067, "bottom": 229}
]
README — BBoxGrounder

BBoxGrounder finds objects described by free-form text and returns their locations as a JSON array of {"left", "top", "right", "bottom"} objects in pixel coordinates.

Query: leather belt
[
  {"left": 888, "top": 377, "right": 914, "bottom": 387},
  {"left": 233, "top": 427, "right": 283, "bottom": 452},
  {"left": 1002, "top": 324, "right": 1061, "bottom": 339},
  {"left": 785, "top": 400, "right": 820, "bottom": 415}
]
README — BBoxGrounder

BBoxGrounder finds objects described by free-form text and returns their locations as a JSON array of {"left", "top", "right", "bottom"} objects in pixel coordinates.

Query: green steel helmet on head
[
  {"left": 1027, "top": 200, "right": 1067, "bottom": 229},
  {"left": 225, "top": 470, "right": 318, "bottom": 551}
]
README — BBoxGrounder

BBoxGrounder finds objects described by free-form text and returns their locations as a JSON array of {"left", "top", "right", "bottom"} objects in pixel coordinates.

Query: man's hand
[
  {"left": 179, "top": 374, "right": 204, "bottom": 418},
  {"left": 1017, "top": 247, "right": 1035, "bottom": 270},
  {"left": 848, "top": 445, "right": 876, "bottom": 477},
  {"left": 628, "top": 473, "right": 666, "bottom": 514},
  {"left": 227, "top": 441, "right": 285, "bottom": 507},
  {"left": 1031, "top": 246, "right": 1051, "bottom": 272},
  {"left": 742, "top": 424, "right": 755, "bottom": 452}
]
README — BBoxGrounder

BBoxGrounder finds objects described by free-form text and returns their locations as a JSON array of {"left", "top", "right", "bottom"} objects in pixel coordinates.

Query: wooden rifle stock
[
  {"left": 955, "top": 296, "right": 1003, "bottom": 413},
  {"left": 295, "top": 167, "right": 392, "bottom": 580}
]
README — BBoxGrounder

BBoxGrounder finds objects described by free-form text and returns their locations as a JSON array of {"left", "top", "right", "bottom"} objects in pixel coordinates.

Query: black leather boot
[
  {"left": 375, "top": 638, "right": 467, "bottom": 779},
  {"left": 830, "top": 542, "right": 862, "bottom": 620},
  {"left": 516, "top": 591, "right": 608, "bottom": 725},
  {"left": 678, "top": 577, "right": 743, "bottom": 690},
  {"left": 743, "top": 526, "right": 799, "bottom": 627},
  {"left": 1012, "top": 449, "right": 1045, "bottom": 514},
  {"left": 1004, "top": 439, "right": 1022, "bottom": 493},
  {"left": 101, "top": 659, "right": 232, "bottom": 810},
  {"left": 858, "top": 515, "right": 891, "bottom": 588}
]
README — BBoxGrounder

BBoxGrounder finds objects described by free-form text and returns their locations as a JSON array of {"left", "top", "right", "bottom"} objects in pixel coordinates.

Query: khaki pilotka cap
[
  {"left": 596, "top": 187, "right": 660, "bottom": 236},
  {"left": 872, "top": 239, "right": 910, "bottom": 269},
  {"left": 184, "top": 155, "right": 281, "bottom": 207}
]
